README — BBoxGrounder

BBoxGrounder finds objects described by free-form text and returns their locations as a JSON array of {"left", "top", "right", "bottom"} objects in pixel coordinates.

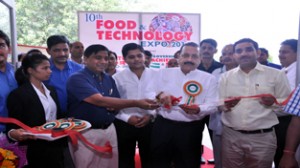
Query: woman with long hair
[{"left": 7, "top": 53, "right": 66, "bottom": 168}]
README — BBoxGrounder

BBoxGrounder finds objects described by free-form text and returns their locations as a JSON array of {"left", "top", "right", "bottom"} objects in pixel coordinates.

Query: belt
[
  {"left": 233, "top": 127, "right": 274, "bottom": 134},
  {"left": 157, "top": 115, "right": 202, "bottom": 126}
]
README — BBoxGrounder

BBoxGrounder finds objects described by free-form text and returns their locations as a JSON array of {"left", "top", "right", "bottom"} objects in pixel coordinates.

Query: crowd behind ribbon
[{"left": 0, "top": 29, "right": 300, "bottom": 168}]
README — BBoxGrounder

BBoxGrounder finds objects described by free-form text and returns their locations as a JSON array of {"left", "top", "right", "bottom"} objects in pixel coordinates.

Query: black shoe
[
  {"left": 201, "top": 157, "right": 206, "bottom": 164},
  {"left": 207, "top": 158, "right": 215, "bottom": 164}
]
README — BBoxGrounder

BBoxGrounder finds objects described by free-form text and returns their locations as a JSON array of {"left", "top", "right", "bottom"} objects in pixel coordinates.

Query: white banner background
[{"left": 78, "top": 12, "right": 200, "bottom": 68}]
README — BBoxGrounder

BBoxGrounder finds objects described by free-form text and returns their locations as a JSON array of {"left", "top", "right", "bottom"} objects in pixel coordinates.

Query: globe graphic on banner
[{"left": 149, "top": 13, "right": 193, "bottom": 42}]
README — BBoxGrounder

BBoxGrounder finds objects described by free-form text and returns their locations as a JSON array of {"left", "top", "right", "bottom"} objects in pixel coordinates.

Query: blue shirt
[
  {"left": 284, "top": 83, "right": 300, "bottom": 116},
  {"left": 67, "top": 67, "right": 120, "bottom": 128},
  {"left": 0, "top": 63, "right": 17, "bottom": 132},
  {"left": 44, "top": 59, "right": 82, "bottom": 113}
]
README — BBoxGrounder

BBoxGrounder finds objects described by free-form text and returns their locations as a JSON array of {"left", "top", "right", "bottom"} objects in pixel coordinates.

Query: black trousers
[
  {"left": 150, "top": 116, "right": 204, "bottom": 168},
  {"left": 26, "top": 141, "right": 65, "bottom": 168},
  {"left": 274, "top": 115, "right": 292, "bottom": 168},
  {"left": 114, "top": 119, "right": 153, "bottom": 168}
]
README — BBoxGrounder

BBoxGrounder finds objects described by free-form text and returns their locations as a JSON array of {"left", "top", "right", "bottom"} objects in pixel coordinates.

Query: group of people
[
  {"left": 197, "top": 38, "right": 299, "bottom": 168},
  {"left": 0, "top": 28, "right": 300, "bottom": 168}
]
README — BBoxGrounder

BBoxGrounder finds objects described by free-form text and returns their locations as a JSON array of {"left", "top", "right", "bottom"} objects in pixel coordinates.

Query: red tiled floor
[{"left": 135, "top": 145, "right": 214, "bottom": 168}]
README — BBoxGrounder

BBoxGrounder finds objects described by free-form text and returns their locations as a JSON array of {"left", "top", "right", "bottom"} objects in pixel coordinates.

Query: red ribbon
[
  {"left": 0, "top": 117, "right": 112, "bottom": 153},
  {"left": 224, "top": 90, "right": 295, "bottom": 106},
  {"left": 164, "top": 96, "right": 182, "bottom": 109}
]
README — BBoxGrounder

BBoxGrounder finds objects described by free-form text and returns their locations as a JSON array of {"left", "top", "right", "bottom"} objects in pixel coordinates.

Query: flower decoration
[
  {"left": 0, "top": 134, "right": 27, "bottom": 168},
  {"left": 0, "top": 148, "right": 19, "bottom": 168}
]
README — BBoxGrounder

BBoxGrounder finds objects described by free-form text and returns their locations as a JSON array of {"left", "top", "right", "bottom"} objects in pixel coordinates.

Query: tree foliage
[
  {"left": 0, "top": 3, "right": 10, "bottom": 35},
  {"left": 15, "top": 0, "right": 141, "bottom": 46}
]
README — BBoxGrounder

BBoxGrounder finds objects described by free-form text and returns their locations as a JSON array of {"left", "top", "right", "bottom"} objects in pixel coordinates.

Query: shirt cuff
[
  {"left": 199, "top": 104, "right": 218, "bottom": 116},
  {"left": 116, "top": 113, "right": 131, "bottom": 123},
  {"left": 147, "top": 110, "right": 157, "bottom": 117}
]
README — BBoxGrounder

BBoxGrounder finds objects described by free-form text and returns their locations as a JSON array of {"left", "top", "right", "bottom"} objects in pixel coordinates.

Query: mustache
[
  {"left": 240, "top": 56, "right": 250, "bottom": 59},
  {"left": 183, "top": 62, "right": 195, "bottom": 65}
]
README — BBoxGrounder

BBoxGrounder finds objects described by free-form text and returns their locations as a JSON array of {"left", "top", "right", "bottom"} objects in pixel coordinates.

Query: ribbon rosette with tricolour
[{"left": 183, "top": 80, "right": 202, "bottom": 105}]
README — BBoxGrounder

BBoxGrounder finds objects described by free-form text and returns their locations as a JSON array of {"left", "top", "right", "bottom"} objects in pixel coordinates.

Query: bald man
[{"left": 70, "top": 41, "right": 84, "bottom": 64}]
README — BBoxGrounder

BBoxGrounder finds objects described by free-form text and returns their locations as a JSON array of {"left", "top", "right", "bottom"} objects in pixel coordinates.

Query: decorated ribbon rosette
[
  {"left": 173, "top": 80, "right": 203, "bottom": 112},
  {"left": 0, "top": 117, "right": 112, "bottom": 153},
  {"left": 29, "top": 118, "right": 90, "bottom": 140},
  {"left": 155, "top": 80, "right": 203, "bottom": 110},
  {"left": 35, "top": 118, "right": 88, "bottom": 133},
  {"left": 183, "top": 80, "right": 202, "bottom": 105}
]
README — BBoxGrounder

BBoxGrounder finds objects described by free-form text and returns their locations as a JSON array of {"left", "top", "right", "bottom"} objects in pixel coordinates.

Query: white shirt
[
  {"left": 155, "top": 67, "right": 218, "bottom": 122},
  {"left": 282, "top": 62, "right": 297, "bottom": 89},
  {"left": 115, "top": 68, "right": 123, "bottom": 74},
  {"left": 212, "top": 65, "right": 226, "bottom": 82},
  {"left": 113, "top": 68, "right": 157, "bottom": 122},
  {"left": 31, "top": 83, "right": 57, "bottom": 121},
  {"left": 210, "top": 65, "right": 227, "bottom": 134},
  {"left": 274, "top": 62, "right": 296, "bottom": 116}
]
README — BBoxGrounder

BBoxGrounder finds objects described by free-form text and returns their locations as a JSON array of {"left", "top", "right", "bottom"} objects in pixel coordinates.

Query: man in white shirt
[
  {"left": 274, "top": 39, "right": 298, "bottom": 168},
  {"left": 219, "top": 38, "right": 291, "bottom": 168},
  {"left": 113, "top": 43, "right": 157, "bottom": 168},
  {"left": 151, "top": 42, "right": 218, "bottom": 168},
  {"left": 279, "top": 39, "right": 297, "bottom": 89},
  {"left": 210, "top": 44, "right": 237, "bottom": 168}
]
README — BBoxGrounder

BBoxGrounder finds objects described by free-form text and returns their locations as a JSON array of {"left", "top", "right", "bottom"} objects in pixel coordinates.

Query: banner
[{"left": 78, "top": 12, "right": 201, "bottom": 68}]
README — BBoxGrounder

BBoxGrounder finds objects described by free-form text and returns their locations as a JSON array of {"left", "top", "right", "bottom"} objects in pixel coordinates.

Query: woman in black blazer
[{"left": 7, "top": 53, "right": 66, "bottom": 168}]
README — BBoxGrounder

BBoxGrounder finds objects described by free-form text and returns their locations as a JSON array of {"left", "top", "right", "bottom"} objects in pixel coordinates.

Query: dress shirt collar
[
  {"left": 50, "top": 59, "right": 71, "bottom": 70},
  {"left": 84, "top": 67, "right": 105, "bottom": 79},
  {"left": 236, "top": 62, "right": 265, "bottom": 73},
  {"left": 178, "top": 67, "right": 199, "bottom": 76},
  {"left": 283, "top": 62, "right": 296, "bottom": 73}
]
